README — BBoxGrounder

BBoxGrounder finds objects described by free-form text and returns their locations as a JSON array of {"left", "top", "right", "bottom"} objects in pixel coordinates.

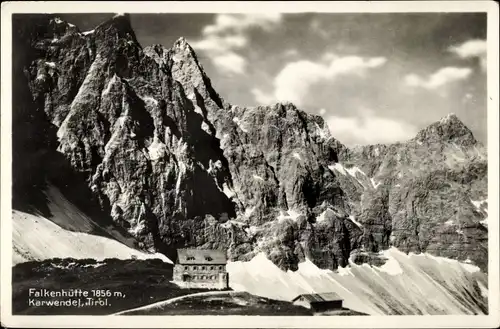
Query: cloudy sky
[{"left": 62, "top": 13, "right": 487, "bottom": 146}]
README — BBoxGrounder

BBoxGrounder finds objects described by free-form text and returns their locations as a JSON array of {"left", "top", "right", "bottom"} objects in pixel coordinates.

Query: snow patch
[
  {"left": 329, "top": 163, "right": 346, "bottom": 175},
  {"left": 253, "top": 175, "right": 264, "bottom": 181},
  {"left": 232, "top": 117, "right": 248, "bottom": 133},
  {"left": 349, "top": 215, "right": 363, "bottom": 228},
  {"left": 82, "top": 29, "right": 95, "bottom": 36},
  {"left": 51, "top": 262, "right": 77, "bottom": 269},
  {"left": 12, "top": 210, "right": 173, "bottom": 265},
  {"left": 201, "top": 122, "right": 211, "bottom": 134},
  {"left": 227, "top": 248, "right": 488, "bottom": 315},
  {"left": 147, "top": 138, "right": 167, "bottom": 161},
  {"left": 292, "top": 152, "right": 302, "bottom": 161},
  {"left": 277, "top": 210, "right": 302, "bottom": 222},
  {"left": 345, "top": 165, "right": 366, "bottom": 178},
  {"left": 45, "top": 62, "right": 56, "bottom": 68},
  {"left": 221, "top": 220, "right": 246, "bottom": 229},
  {"left": 141, "top": 95, "right": 158, "bottom": 106},
  {"left": 53, "top": 17, "right": 64, "bottom": 24},
  {"left": 478, "top": 282, "right": 488, "bottom": 298},
  {"left": 244, "top": 206, "right": 256, "bottom": 218},
  {"left": 329, "top": 163, "right": 369, "bottom": 188},
  {"left": 244, "top": 226, "right": 259, "bottom": 236},
  {"left": 376, "top": 251, "right": 403, "bottom": 275},
  {"left": 337, "top": 265, "right": 353, "bottom": 277},
  {"left": 193, "top": 104, "right": 203, "bottom": 115},
  {"left": 444, "top": 220, "right": 454, "bottom": 226},
  {"left": 316, "top": 210, "right": 328, "bottom": 223},
  {"left": 175, "top": 161, "right": 187, "bottom": 196},
  {"left": 102, "top": 74, "right": 119, "bottom": 97},
  {"left": 207, "top": 159, "right": 222, "bottom": 174},
  {"left": 84, "top": 263, "right": 105, "bottom": 268},
  {"left": 371, "top": 178, "right": 381, "bottom": 189},
  {"left": 129, "top": 221, "right": 146, "bottom": 236},
  {"left": 471, "top": 199, "right": 488, "bottom": 212},
  {"left": 314, "top": 122, "right": 330, "bottom": 140},
  {"left": 222, "top": 183, "right": 235, "bottom": 199},
  {"left": 460, "top": 262, "right": 480, "bottom": 274}
]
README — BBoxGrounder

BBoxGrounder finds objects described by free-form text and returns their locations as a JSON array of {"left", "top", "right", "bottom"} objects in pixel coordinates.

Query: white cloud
[
  {"left": 325, "top": 110, "right": 418, "bottom": 146},
  {"left": 193, "top": 34, "right": 248, "bottom": 53},
  {"left": 191, "top": 14, "right": 282, "bottom": 75},
  {"left": 449, "top": 39, "right": 486, "bottom": 71},
  {"left": 321, "top": 52, "right": 337, "bottom": 62},
  {"left": 254, "top": 54, "right": 387, "bottom": 106},
  {"left": 251, "top": 88, "right": 275, "bottom": 105},
  {"left": 212, "top": 53, "right": 247, "bottom": 75},
  {"left": 203, "top": 13, "right": 282, "bottom": 35},
  {"left": 284, "top": 49, "right": 299, "bottom": 57},
  {"left": 404, "top": 67, "right": 472, "bottom": 90}
]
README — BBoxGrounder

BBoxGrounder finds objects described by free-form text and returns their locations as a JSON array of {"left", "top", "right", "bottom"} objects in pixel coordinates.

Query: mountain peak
[
  {"left": 172, "top": 37, "right": 196, "bottom": 55},
  {"left": 174, "top": 37, "right": 188, "bottom": 47},
  {"left": 414, "top": 113, "right": 477, "bottom": 146},
  {"left": 110, "top": 13, "right": 132, "bottom": 25},
  {"left": 170, "top": 36, "right": 205, "bottom": 78},
  {"left": 95, "top": 12, "right": 134, "bottom": 34},
  {"left": 113, "top": 13, "right": 129, "bottom": 18},
  {"left": 438, "top": 113, "right": 460, "bottom": 124}
]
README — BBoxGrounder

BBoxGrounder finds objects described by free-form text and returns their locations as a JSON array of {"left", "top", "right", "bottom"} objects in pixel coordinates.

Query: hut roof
[
  {"left": 291, "top": 292, "right": 343, "bottom": 303},
  {"left": 176, "top": 249, "right": 227, "bottom": 265}
]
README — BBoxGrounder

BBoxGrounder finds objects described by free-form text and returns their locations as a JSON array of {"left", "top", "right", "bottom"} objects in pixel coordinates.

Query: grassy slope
[
  {"left": 13, "top": 258, "right": 367, "bottom": 316},
  {"left": 122, "top": 292, "right": 368, "bottom": 316},
  {"left": 12, "top": 258, "right": 207, "bottom": 315},
  {"left": 123, "top": 291, "right": 314, "bottom": 315}
]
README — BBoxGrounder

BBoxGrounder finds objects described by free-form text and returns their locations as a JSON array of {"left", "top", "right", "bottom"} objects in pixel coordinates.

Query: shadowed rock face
[{"left": 13, "top": 14, "right": 488, "bottom": 271}]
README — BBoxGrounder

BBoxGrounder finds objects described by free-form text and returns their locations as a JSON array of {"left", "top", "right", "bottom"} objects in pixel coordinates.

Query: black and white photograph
[{"left": 1, "top": 1, "right": 499, "bottom": 328}]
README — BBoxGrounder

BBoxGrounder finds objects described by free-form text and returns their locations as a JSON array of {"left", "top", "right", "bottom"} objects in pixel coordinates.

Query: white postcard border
[{"left": 1, "top": 1, "right": 499, "bottom": 328}]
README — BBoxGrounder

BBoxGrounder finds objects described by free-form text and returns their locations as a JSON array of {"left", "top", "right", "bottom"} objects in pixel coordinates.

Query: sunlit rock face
[{"left": 13, "top": 14, "right": 487, "bottom": 272}]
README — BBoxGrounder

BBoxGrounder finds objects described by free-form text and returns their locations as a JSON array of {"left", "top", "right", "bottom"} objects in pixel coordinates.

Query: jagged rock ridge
[{"left": 13, "top": 14, "right": 488, "bottom": 271}]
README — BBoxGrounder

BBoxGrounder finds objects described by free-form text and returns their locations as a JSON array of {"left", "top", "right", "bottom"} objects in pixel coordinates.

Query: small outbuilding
[
  {"left": 291, "top": 292, "right": 343, "bottom": 312},
  {"left": 172, "top": 248, "right": 229, "bottom": 290}
]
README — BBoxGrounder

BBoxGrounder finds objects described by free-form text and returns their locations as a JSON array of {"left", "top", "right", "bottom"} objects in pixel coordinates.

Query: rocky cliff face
[{"left": 13, "top": 14, "right": 488, "bottom": 271}]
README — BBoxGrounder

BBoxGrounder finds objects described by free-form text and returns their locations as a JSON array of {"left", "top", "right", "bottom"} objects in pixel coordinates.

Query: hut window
[
  {"left": 210, "top": 266, "right": 213, "bottom": 270},
  {"left": 219, "top": 266, "right": 223, "bottom": 270},
  {"left": 184, "top": 266, "right": 188, "bottom": 270},
  {"left": 187, "top": 256, "right": 195, "bottom": 261},
  {"left": 202, "top": 266, "right": 206, "bottom": 270},
  {"left": 193, "top": 266, "right": 197, "bottom": 270},
  {"left": 205, "top": 256, "right": 213, "bottom": 261}
]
